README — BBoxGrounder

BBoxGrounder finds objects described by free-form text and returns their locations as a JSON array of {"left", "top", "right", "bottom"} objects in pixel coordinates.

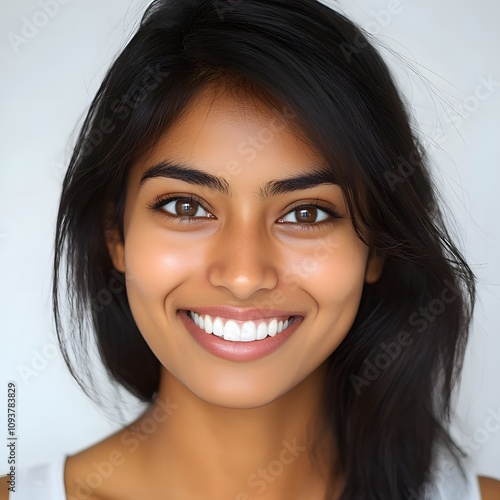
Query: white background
[{"left": 0, "top": 0, "right": 499, "bottom": 481}]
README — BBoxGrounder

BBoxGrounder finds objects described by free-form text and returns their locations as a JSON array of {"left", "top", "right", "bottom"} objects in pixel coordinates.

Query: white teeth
[
  {"left": 240, "top": 322, "right": 257, "bottom": 342},
  {"left": 213, "top": 317, "right": 224, "bottom": 337},
  {"left": 187, "top": 311, "right": 296, "bottom": 342},
  {"left": 267, "top": 319, "right": 277, "bottom": 337},
  {"left": 204, "top": 315, "right": 213, "bottom": 334},
  {"left": 223, "top": 320, "right": 241, "bottom": 341},
  {"left": 256, "top": 322, "right": 268, "bottom": 340}
]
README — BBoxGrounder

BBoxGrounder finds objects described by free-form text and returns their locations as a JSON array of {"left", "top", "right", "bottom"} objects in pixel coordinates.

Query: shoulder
[
  {"left": 65, "top": 429, "right": 142, "bottom": 500},
  {"left": 478, "top": 476, "right": 500, "bottom": 500},
  {"left": 0, "top": 475, "right": 10, "bottom": 500}
]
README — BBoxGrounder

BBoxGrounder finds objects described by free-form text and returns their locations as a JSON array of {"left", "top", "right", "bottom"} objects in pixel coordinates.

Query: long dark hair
[{"left": 52, "top": 0, "right": 476, "bottom": 497}]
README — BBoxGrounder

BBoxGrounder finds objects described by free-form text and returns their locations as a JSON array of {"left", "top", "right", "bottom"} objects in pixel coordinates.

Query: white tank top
[
  {"left": 9, "top": 454, "right": 482, "bottom": 499},
  {"left": 13, "top": 455, "right": 67, "bottom": 499}
]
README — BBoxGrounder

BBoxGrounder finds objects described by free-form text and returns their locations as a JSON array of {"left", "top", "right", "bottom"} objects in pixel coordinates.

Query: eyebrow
[{"left": 139, "top": 160, "right": 338, "bottom": 201}]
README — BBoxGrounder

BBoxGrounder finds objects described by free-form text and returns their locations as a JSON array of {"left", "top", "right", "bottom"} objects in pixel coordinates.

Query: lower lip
[{"left": 178, "top": 310, "right": 303, "bottom": 362}]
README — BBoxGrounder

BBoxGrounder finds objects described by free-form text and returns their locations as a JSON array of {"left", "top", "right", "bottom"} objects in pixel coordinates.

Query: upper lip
[{"left": 180, "top": 306, "right": 303, "bottom": 321}]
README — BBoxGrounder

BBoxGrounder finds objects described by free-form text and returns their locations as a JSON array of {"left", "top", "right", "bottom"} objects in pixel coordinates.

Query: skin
[
  {"left": 100, "top": 83, "right": 384, "bottom": 498},
  {"left": 2, "top": 84, "right": 497, "bottom": 499},
  {"left": 99, "top": 83, "right": 382, "bottom": 498},
  {"left": 108, "top": 85, "right": 383, "bottom": 414}
]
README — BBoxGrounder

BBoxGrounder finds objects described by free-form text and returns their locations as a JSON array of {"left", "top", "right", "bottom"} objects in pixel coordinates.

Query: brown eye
[
  {"left": 295, "top": 207, "right": 317, "bottom": 223},
  {"left": 151, "top": 196, "right": 212, "bottom": 220},
  {"left": 281, "top": 205, "right": 329, "bottom": 225},
  {"left": 175, "top": 199, "right": 199, "bottom": 217}
]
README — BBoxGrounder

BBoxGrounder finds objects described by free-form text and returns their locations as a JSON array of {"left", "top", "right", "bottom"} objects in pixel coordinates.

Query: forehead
[{"left": 128, "top": 84, "right": 326, "bottom": 188}]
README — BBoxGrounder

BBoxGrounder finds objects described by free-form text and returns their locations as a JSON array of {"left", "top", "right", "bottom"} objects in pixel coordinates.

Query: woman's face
[{"left": 106, "top": 85, "right": 383, "bottom": 408}]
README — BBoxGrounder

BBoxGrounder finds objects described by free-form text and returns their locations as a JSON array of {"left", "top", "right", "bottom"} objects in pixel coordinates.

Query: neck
[{"left": 125, "top": 361, "right": 339, "bottom": 499}]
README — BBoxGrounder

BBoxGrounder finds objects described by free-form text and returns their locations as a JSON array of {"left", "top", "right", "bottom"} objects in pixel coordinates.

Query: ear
[
  {"left": 104, "top": 203, "right": 125, "bottom": 273},
  {"left": 364, "top": 248, "right": 385, "bottom": 284}
]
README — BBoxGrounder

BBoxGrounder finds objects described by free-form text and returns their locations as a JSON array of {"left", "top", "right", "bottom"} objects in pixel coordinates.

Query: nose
[{"left": 206, "top": 219, "right": 279, "bottom": 300}]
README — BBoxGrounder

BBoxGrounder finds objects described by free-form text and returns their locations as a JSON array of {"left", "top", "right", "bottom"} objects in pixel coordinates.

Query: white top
[
  {"left": 9, "top": 454, "right": 482, "bottom": 499},
  {"left": 430, "top": 455, "right": 482, "bottom": 500},
  {"left": 13, "top": 455, "right": 67, "bottom": 499}
]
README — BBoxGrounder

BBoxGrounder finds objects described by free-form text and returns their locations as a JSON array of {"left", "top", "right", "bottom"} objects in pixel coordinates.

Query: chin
[
  {"left": 182, "top": 372, "right": 298, "bottom": 410},
  {"left": 197, "top": 390, "right": 284, "bottom": 410}
]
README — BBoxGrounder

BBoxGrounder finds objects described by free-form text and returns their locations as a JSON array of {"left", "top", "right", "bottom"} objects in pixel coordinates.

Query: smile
[{"left": 187, "top": 310, "right": 297, "bottom": 342}]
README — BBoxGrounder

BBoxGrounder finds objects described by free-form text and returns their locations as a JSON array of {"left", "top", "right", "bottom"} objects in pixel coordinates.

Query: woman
[{"left": 2, "top": 0, "right": 499, "bottom": 498}]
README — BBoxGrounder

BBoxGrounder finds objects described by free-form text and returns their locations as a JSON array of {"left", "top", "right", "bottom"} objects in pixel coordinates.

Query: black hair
[{"left": 52, "top": 0, "right": 476, "bottom": 498}]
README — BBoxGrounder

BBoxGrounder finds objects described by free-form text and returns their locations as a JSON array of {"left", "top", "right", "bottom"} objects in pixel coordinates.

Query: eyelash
[{"left": 147, "top": 195, "right": 344, "bottom": 231}]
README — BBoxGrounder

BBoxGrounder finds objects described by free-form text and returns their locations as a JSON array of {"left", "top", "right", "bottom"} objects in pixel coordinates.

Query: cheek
[
  {"left": 286, "top": 230, "right": 368, "bottom": 300},
  {"left": 121, "top": 222, "right": 210, "bottom": 345},
  {"left": 264, "top": 231, "right": 370, "bottom": 381},
  {"left": 315, "top": 252, "right": 366, "bottom": 306},
  {"left": 123, "top": 223, "right": 203, "bottom": 299},
  {"left": 289, "top": 231, "right": 368, "bottom": 328},
  {"left": 121, "top": 220, "right": 211, "bottom": 364}
]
